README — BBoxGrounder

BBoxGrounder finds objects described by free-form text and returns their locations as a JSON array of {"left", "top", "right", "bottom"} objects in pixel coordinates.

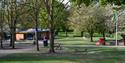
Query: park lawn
[
  {"left": 55, "top": 37, "right": 114, "bottom": 45},
  {"left": 55, "top": 37, "right": 97, "bottom": 45},
  {"left": 1, "top": 37, "right": 125, "bottom": 63},
  {"left": 0, "top": 47, "right": 125, "bottom": 63},
  {"left": 55, "top": 36, "right": 123, "bottom": 46}
]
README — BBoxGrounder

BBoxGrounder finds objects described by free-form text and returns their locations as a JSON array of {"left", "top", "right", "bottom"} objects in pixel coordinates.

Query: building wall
[{"left": 16, "top": 31, "right": 49, "bottom": 40}]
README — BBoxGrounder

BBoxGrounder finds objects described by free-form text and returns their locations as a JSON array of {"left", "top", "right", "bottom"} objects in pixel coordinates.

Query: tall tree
[
  {"left": 94, "top": 5, "right": 113, "bottom": 40},
  {"left": 69, "top": 3, "right": 113, "bottom": 42},
  {"left": 0, "top": 0, "right": 5, "bottom": 48},
  {"left": 43, "top": 0, "right": 69, "bottom": 53},
  {"left": 69, "top": 4, "right": 96, "bottom": 42},
  {"left": 4, "top": 0, "right": 34, "bottom": 48}
]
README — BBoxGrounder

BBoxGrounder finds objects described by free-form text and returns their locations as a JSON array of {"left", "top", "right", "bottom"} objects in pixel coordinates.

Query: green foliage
[
  {"left": 93, "top": 33, "right": 103, "bottom": 37},
  {"left": 101, "top": 0, "right": 125, "bottom": 5},
  {"left": 99, "top": 0, "right": 107, "bottom": 6},
  {"left": 71, "top": 0, "right": 94, "bottom": 6},
  {"left": 82, "top": 0, "right": 93, "bottom": 6},
  {"left": 69, "top": 4, "right": 96, "bottom": 33},
  {"left": 39, "top": 8, "right": 48, "bottom": 29},
  {"left": 69, "top": 3, "right": 114, "bottom": 41},
  {"left": 39, "top": 1, "right": 69, "bottom": 30},
  {"left": 71, "top": 0, "right": 125, "bottom": 6}
]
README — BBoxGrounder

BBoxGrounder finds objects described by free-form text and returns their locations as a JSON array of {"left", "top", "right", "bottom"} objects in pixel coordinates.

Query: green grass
[
  {"left": 1, "top": 36, "right": 125, "bottom": 63},
  {"left": 1, "top": 48, "right": 125, "bottom": 63},
  {"left": 57, "top": 32, "right": 122, "bottom": 40},
  {"left": 55, "top": 36, "right": 123, "bottom": 46},
  {"left": 55, "top": 37, "right": 101, "bottom": 45}
]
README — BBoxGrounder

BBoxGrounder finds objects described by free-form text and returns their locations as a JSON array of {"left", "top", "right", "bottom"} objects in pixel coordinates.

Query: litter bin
[
  {"left": 43, "top": 41, "right": 48, "bottom": 47},
  {"left": 43, "top": 36, "right": 48, "bottom": 47}
]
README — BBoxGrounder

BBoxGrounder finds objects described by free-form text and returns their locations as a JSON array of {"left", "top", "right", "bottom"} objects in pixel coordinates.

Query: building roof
[{"left": 17, "top": 28, "right": 49, "bottom": 33}]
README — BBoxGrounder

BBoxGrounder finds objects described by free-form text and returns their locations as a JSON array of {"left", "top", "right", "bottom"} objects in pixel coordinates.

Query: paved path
[
  {"left": 0, "top": 41, "right": 125, "bottom": 57},
  {"left": 0, "top": 42, "right": 39, "bottom": 57}
]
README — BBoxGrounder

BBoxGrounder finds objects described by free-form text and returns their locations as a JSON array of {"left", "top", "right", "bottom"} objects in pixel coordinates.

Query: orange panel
[{"left": 16, "top": 34, "right": 24, "bottom": 40}]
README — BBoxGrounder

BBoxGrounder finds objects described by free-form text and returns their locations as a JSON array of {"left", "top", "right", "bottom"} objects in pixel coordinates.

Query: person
[
  {"left": 43, "top": 36, "right": 48, "bottom": 47},
  {"left": 33, "top": 36, "right": 36, "bottom": 45}
]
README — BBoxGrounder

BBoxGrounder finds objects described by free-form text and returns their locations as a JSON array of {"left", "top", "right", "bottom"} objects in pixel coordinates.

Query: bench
[
  {"left": 74, "top": 48, "right": 88, "bottom": 54},
  {"left": 54, "top": 43, "right": 62, "bottom": 50},
  {"left": 109, "top": 40, "right": 122, "bottom": 45}
]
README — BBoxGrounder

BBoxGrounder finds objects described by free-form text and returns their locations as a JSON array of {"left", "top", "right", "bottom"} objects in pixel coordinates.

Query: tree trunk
[
  {"left": 123, "top": 38, "right": 125, "bottom": 46},
  {"left": 35, "top": 0, "right": 39, "bottom": 51},
  {"left": 10, "top": 17, "right": 16, "bottom": 49},
  {"left": 11, "top": 27, "right": 16, "bottom": 49},
  {"left": 102, "top": 32, "right": 106, "bottom": 40},
  {"left": 81, "top": 31, "right": 83, "bottom": 37},
  {"left": 44, "top": 0, "right": 55, "bottom": 53},
  {"left": 10, "top": 35, "right": 12, "bottom": 46},
  {"left": 90, "top": 32, "right": 93, "bottom": 42},
  {"left": 0, "top": 28, "right": 3, "bottom": 48},
  {"left": 10, "top": 0, "right": 17, "bottom": 49},
  {"left": 65, "top": 30, "right": 68, "bottom": 37},
  {"left": 121, "top": 35, "right": 125, "bottom": 46},
  {"left": 7, "top": 4, "right": 12, "bottom": 47},
  {"left": 10, "top": 15, "right": 16, "bottom": 49},
  {"left": 49, "top": 0, "right": 55, "bottom": 53},
  {"left": 0, "top": 38, "right": 3, "bottom": 48},
  {"left": 55, "top": 31, "right": 59, "bottom": 36},
  {"left": 0, "top": 7, "right": 4, "bottom": 48},
  {"left": 35, "top": 27, "right": 39, "bottom": 51},
  {"left": 0, "top": 34, "right": 3, "bottom": 48},
  {"left": 49, "top": 28, "right": 55, "bottom": 53}
]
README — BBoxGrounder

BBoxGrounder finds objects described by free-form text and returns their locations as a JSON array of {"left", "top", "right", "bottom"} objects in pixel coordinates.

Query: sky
[
  {"left": 59, "top": 0, "right": 70, "bottom": 6},
  {"left": 63, "top": 0, "right": 69, "bottom": 4}
]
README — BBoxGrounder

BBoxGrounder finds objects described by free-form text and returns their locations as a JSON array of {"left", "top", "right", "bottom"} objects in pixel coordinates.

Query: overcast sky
[
  {"left": 59, "top": 0, "right": 70, "bottom": 5},
  {"left": 63, "top": 0, "right": 69, "bottom": 4}
]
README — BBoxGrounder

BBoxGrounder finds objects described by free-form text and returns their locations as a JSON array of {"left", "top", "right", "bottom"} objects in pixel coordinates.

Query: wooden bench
[
  {"left": 74, "top": 48, "right": 88, "bottom": 54},
  {"left": 54, "top": 43, "right": 62, "bottom": 50}
]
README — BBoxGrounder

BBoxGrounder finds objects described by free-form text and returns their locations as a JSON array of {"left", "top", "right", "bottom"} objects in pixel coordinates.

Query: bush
[
  {"left": 93, "top": 33, "right": 102, "bottom": 37},
  {"left": 84, "top": 32, "right": 90, "bottom": 38}
]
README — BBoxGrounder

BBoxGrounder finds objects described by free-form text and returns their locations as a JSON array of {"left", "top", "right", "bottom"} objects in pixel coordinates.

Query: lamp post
[
  {"left": 112, "top": 10, "right": 119, "bottom": 46},
  {"left": 115, "top": 12, "right": 118, "bottom": 46}
]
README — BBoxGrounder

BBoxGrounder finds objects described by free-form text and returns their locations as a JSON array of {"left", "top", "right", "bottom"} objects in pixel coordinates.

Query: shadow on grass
[
  {"left": 1, "top": 47, "right": 125, "bottom": 63},
  {"left": 0, "top": 50, "right": 125, "bottom": 63},
  {"left": 0, "top": 53, "right": 86, "bottom": 63}
]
